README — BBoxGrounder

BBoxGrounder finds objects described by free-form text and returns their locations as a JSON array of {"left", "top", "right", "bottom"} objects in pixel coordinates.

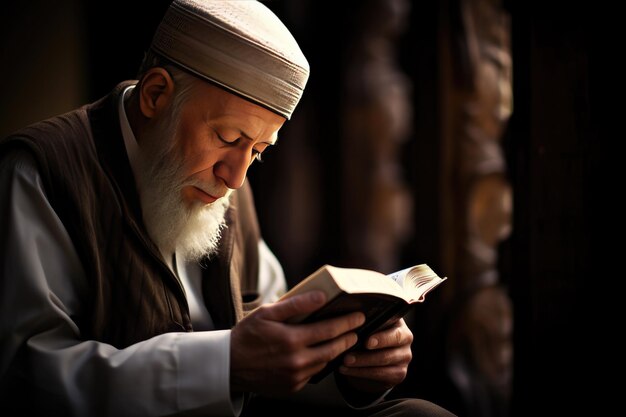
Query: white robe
[{"left": 0, "top": 86, "right": 377, "bottom": 416}]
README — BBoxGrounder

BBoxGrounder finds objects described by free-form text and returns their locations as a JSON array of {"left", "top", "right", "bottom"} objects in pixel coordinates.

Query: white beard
[{"left": 135, "top": 109, "right": 231, "bottom": 262}]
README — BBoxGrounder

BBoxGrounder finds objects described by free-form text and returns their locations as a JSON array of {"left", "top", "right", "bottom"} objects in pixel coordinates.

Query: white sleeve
[
  {"left": 256, "top": 239, "right": 287, "bottom": 303},
  {"left": 0, "top": 150, "right": 240, "bottom": 416}
]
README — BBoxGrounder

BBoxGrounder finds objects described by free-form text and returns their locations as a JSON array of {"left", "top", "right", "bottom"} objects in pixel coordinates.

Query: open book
[{"left": 279, "top": 263, "right": 447, "bottom": 383}]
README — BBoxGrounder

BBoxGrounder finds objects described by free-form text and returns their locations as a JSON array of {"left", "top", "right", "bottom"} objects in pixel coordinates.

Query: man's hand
[
  {"left": 337, "top": 318, "right": 413, "bottom": 395},
  {"left": 230, "top": 290, "right": 366, "bottom": 395}
]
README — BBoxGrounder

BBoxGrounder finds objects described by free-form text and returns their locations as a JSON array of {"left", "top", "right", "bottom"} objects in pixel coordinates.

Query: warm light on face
[{"left": 173, "top": 81, "right": 286, "bottom": 206}]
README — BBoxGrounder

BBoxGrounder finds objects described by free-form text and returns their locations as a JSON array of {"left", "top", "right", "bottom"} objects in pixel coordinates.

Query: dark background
[{"left": 1, "top": 1, "right": 615, "bottom": 415}]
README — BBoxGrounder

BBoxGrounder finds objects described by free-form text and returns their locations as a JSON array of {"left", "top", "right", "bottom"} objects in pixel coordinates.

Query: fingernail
[
  {"left": 368, "top": 338, "right": 379, "bottom": 348},
  {"left": 344, "top": 354, "right": 356, "bottom": 365}
]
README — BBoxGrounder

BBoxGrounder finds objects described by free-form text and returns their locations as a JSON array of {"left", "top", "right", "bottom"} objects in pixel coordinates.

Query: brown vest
[{"left": 0, "top": 82, "right": 261, "bottom": 348}]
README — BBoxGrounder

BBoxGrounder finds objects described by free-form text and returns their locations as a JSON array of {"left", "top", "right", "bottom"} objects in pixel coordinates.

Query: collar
[{"left": 118, "top": 84, "right": 140, "bottom": 182}]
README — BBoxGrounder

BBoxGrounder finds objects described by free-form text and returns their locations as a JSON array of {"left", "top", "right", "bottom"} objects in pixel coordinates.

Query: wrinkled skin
[{"left": 231, "top": 290, "right": 413, "bottom": 397}]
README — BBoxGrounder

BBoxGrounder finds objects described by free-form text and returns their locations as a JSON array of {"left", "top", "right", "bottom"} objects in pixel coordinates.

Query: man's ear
[{"left": 138, "top": 67, "right": 175, "bottom": 119}]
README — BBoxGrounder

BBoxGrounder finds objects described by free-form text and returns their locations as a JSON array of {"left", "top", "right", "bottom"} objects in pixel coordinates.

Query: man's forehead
[{"left": 190, "top": 89, "right": 283, "bottom": 145}]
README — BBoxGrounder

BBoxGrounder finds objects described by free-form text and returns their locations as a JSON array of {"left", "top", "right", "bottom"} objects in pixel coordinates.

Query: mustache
[{"left": 182, "top": 178, "right": 232, "bottom": 200}]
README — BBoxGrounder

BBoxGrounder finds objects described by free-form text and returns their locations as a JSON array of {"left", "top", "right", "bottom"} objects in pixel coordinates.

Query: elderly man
[{"left": 0, "top": 1, "right": 455, "bottom": 416}]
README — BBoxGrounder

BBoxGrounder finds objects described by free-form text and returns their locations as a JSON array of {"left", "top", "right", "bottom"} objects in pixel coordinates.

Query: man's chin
[{"left": 174, "top": 196, "right": 230, "bottom": 261}]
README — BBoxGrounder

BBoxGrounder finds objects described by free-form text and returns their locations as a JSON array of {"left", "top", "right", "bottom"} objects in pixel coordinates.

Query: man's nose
[{"left": 213, "top": 148, "right": 251, "bottom": 190}]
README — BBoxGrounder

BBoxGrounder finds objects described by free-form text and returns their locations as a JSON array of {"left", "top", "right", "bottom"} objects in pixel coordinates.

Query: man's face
[
  {"left": 175, "top": 81, "right": 286, "bottom": 207},
  {"left": 137, "top": 80, "right": 286, "bottom": 260}
]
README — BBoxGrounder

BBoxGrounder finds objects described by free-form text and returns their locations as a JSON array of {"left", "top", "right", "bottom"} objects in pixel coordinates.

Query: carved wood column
[
  {"left": 440, "top": 0, "right": 514, "bottom": 415},
  {"left": 340, "top": 0, "right": 413, "bottom": 273}
]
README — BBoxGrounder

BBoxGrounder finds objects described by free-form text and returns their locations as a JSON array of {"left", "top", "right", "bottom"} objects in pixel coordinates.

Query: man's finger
[
  {"left": 298, "top": 312, "right": 365, "bottom": 346},
  {"left": 260, "top": 290, "right": 327, "bottom": 322}
]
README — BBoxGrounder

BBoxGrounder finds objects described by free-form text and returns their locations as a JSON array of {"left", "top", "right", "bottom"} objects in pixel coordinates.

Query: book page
[
  {"left": 328, "top": 266, "right": 408, "bottom": 301},
  {"left": 387, "top": 266, "right": 415, "bottom": 287},
  {"left": 386, "top": 264, "right": 447, "bottom": 303}
]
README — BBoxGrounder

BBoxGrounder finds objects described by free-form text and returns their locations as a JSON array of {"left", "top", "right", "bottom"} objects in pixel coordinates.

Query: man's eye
[{"left": 217, "top": 133, "right": 238, "bottom": 145}]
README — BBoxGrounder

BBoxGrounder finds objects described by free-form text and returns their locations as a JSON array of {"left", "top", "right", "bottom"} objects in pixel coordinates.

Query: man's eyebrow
[{"left": 240, "top": 130, "right": 278, "bottom": 146}]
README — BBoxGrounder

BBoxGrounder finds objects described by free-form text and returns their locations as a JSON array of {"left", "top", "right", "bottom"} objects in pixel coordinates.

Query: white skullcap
[{"left": 150, "top": 0, "right": 310, "bottom": 119}]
